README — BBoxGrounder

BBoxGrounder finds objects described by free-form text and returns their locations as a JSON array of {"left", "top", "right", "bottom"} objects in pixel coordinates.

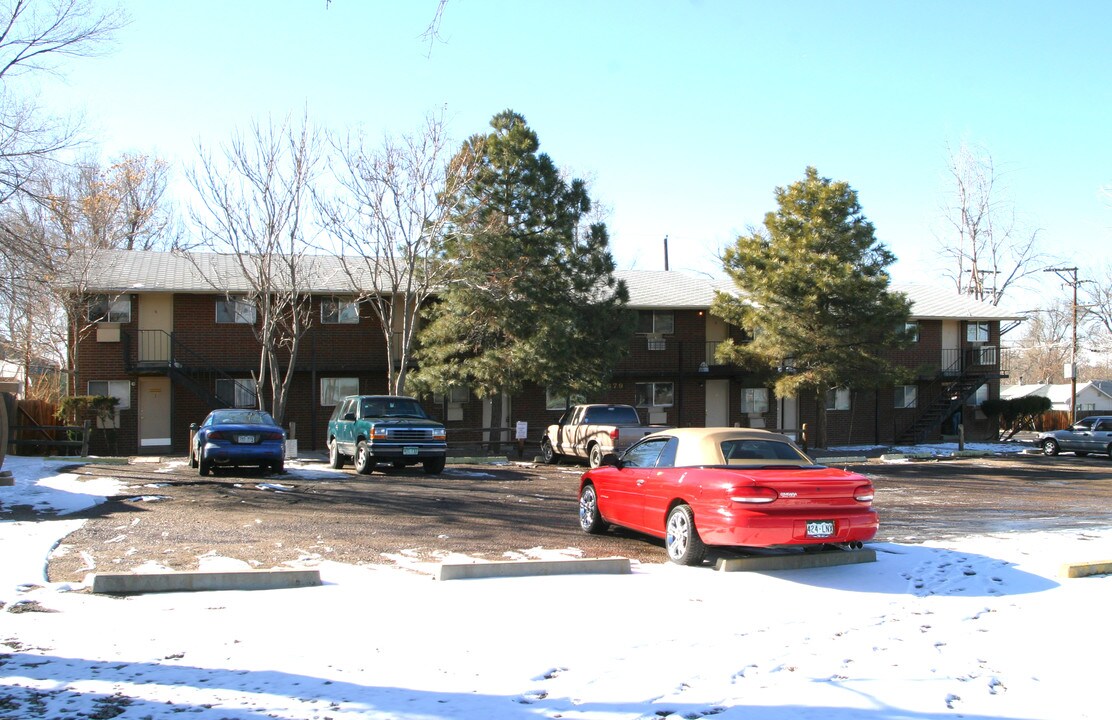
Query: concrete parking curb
[
  {"left": 91, "top": 568, "right": 322, "bottom": 594},
  {"left": 0, "top": 471, "right": 13, "bottom": 487},
  {"left": 1060, "top": 560, "right": 1112, "bottom": 579},
  {"left": 437, "top": 557, "right": 631, "bottom": 581},
  {"left": 716, "top": 548, "right": 877, "bottom": 572}
]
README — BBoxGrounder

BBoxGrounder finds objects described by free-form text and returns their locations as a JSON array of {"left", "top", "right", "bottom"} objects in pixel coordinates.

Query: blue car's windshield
[{"left": 211, "top": 410, "right": 276, "bottom": 426}]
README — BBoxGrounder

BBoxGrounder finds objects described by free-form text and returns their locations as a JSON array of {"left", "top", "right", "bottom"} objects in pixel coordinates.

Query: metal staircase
[
  {"left": 123, "top": 330, "right": 250, "bottom": 410},
  {"left": 894, "top": 345, "right": 1006, "bottom": 445}
]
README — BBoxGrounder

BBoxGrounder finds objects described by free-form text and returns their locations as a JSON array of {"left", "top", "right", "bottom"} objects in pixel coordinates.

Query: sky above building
[{"left": 25, "top": 0, "right": 1112, "bottom": 313}]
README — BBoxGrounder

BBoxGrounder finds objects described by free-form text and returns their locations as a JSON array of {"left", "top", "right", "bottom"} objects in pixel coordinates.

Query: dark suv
[{"left": 327, "top": 395, "right": 447, "bottom": 474}]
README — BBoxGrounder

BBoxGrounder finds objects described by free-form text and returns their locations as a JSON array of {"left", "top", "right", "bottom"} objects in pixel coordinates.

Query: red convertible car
[{"left": 578, "top": 428, "right": 878, "bottom": 565}]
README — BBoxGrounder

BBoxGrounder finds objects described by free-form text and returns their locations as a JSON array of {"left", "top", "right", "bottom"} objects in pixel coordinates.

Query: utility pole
[{"left": 1044, "top": 266, "right": 1079, "bottom": 424}]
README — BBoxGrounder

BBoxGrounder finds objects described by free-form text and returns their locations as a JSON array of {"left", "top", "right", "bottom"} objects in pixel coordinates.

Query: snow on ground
[{"left": 2, "top": 452, "right": 1110, "bottom": 719}]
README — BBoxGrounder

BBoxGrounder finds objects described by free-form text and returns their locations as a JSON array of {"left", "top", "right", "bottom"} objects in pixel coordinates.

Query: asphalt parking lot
[{"left": 18, "top": 449, "right": 1112, "bottom": 583}]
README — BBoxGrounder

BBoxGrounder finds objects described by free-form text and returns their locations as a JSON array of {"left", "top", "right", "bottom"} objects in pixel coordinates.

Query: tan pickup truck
[{"left": 541, "top": 404, "right": 670, "bottom": 467}]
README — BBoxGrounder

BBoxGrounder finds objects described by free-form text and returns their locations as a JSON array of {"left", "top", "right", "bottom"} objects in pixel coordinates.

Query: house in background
[
  {"left": 1001, "top": 381, "right": 1112, "bottom": 415},
  {"left": 67, "top": 250, "right": 1024, "bottom": 456}
]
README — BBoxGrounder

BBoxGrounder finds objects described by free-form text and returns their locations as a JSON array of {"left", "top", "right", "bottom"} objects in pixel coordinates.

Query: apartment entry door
[
  {"left": 705, "top": 379, "right": 729, "bottom": 427},
  {"left": 139, "top": 293, "right": 173, "bottom": 364},
  {"left": 138, "top": 377, "right": 172, "bottom": 452}
]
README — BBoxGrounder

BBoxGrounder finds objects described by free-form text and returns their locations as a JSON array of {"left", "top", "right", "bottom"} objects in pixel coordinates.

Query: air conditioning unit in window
[{"left": 647, "top": 334, "right": 666, "bottom": 351}]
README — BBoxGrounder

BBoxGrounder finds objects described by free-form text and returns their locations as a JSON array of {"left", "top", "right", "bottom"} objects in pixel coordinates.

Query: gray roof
[{"left": 75, "top": 250, "right": 1026, "bottom": 322}]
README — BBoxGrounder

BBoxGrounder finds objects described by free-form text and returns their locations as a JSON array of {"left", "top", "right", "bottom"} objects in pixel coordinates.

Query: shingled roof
[{"left": 74, "top": 250, "right": 1026, "bottom": 322}]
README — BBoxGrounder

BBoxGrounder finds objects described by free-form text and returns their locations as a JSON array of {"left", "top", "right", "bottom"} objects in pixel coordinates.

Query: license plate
[
  {"left": 236, "top": 435, "right": 256, "bottom": 444},
  {"left": 806, "top": 520, "right": 835, "bottom": 538},
  {"left": 402, "top": 446, "right": 419, "bottom": 456}
]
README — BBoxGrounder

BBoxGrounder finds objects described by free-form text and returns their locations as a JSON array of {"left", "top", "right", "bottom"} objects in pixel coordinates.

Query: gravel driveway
[{"left": 14, "top": 451, "right": 1112, "bottom": 583}]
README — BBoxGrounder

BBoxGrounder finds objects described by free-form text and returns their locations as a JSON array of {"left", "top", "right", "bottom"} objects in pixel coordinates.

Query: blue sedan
[{"left": 189, "top": 409, "right": 286, "bottom": 476}]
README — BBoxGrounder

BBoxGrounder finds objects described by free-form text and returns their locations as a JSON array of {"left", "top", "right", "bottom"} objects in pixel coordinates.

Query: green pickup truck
[{"left": 326, "top": 395, "right": 447, "bottom": 474}]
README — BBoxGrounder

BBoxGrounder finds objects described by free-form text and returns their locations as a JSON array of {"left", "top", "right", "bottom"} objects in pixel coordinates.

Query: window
[
  {"left": 904, "top": 322, "right": 920, "bottom": 343},
  {"left": 87, "top": 296, "right": 131, "bottom": 323},
  {"left": 546, "top": 388, "right": 585, "bottom": 410},
  {"left": 434, "top": 385, "right": 470, "bottom": 404},
  {"left": 895, "top": 385, "right": 917, "bottom": 409},
  {"left": 741, "top": 388, "right": 769, "bottom": 414},
  {"left": 216, "top": 297, "right": 256, "bottom": 324},
  {"left": 637, "top": 310, "right": 674, "bottom": 335},
  {"left": 88, "top": 380, "right": 130, "bottom": 410},
  {"left": 321, "top": 298, "right": 359, "bottom": 324},
  {"left": 967, "top": 322, "right": 989, "bottom": 343},
  {"left": 320, "top": 377, "right": 359, "bottom": 406},
  {"left": 635, "top": 381, "right": 674, "bottom": 407},
  {"left": 216, "top": 378, "right": 257, "bottom": 408},
  {"left": 968, "top": 384, "right": 989, "bottom": 407},
  {"left": 622, "top": 437, "right": 670, "bottom": 468},
  {"left": 825, "top": 387, "right": 850, "bottom": 411}
]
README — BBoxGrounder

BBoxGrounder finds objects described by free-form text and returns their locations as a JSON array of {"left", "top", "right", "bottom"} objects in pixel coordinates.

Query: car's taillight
[
  {"left": 729, "top": 486, "right": 779, "bottom": 504},
  {"left": 854, "top": 484, "right": 875, "bottom": 502},
  {"left": 609, "top": 427, "right": 620, "bottom": 442},
  {"left": 262, "top": 431, "right": 285, "bottom": 441},
  {"left": 206, "top": 431, "right": 225, "bottom": 441}
]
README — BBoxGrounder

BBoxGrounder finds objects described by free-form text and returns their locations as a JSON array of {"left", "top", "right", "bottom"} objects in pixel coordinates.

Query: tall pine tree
[
  {"left": 412, "top": 110, "right": 631, "bottom": 422},
  {"left": 712, "top": 167, "right": 912, "bottom": 447}
]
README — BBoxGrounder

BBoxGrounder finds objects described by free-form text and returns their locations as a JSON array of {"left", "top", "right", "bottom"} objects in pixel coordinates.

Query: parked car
[
  {"left": 327, "top": 395, "right": 447, "bottom": 474},
  {"left": 1037, "top": 416, "right": 1112, "bottom": 457},
  {"left": 189, "top": 409, "right": 286, "bottom": 476},
  {"left": 542, "top": 403, "right": 671, "bottom": 467},
  {"left": 577, "top": 427, "right": 878, "bottom": 565}
]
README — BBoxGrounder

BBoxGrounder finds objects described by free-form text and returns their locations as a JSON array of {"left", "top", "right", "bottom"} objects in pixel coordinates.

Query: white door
[
  {"left": 705, "top": 379, "right": 729, "bottom": 427},
  {"left": 138, "top": 293, "right": 173, "bottom": 364},
  {"left": 139, "top": 377, "right": 172, "bottom": 451},
  {"left": 941, "top": 320, "right": 960, "bottom": 375},
  {"left": 780, "top": 395, "right": 799, "bottom": 440}
]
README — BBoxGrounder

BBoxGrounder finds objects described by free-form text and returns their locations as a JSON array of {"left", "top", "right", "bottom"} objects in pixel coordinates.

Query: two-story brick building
[{"left": 71, "top": 250, "right": 1023, "bottom": 456}]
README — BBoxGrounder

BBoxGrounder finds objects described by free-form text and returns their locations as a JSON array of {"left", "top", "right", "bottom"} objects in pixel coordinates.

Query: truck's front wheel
[
  {"left": 541, "top": 437, "right": 557, "bottom": 464},
  {"left": 355, "top": 440, "right": 375, "bottom": 474},
  {"left": 588, "top": 443, "right": 603, "bottom": 468}
]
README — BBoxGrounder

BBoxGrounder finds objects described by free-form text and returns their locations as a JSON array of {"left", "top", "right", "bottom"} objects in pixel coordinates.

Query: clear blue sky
[{"left": 27, "top": 0, "right": 1112, "bottom": 310}]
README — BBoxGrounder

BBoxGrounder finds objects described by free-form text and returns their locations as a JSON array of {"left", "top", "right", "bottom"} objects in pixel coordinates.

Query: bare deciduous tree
[
  {"left": 938, "top": 143, "right": 1049, "bottom": 306},
  {"left": 1081, "top": 264, "right": 1112, "bottom": 357},
  {"left": 1004, "top": 299, "right": 1073, "bottom": 385},
  {"left": 0, "top": 0, "right": 127, "bottom": 203},
  {"left": 316, "top": 113, "right": 473, "bottom": 395},
  {"left": 186, "top": 115, "right": 322, "bottom": 425}
]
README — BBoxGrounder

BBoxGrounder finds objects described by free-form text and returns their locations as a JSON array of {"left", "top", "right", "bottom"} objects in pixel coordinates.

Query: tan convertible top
[{"left": 641, "top": 427, "right": 815, "bottom": 467}]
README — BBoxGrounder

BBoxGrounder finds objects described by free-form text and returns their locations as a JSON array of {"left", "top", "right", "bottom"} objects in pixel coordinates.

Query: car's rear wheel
[
  {"left": 1107, "top": 443, "right": 1112, "bottom": 458},
  {"left": 540, "top": 437, "right": 557, "bottom": 464},
  {"left": 588, "top": 443, "right": 603, "bottom": 468},
  {"left": 198, "top": 456, "right": 212, "bottom": 477},
  {"left": 579, "top": 484, "right": 606, "bottom": 534},
  {"left": 1042, "top": 438, "right": 1060, "bottom": 456},
  {"left": 355, "top": 441, "right": 375, "bottom": 474},
  {"left": 665, "top": 504, "right": 706, "bottom": 566},
  {"left": 328, "top": 439, "right": 345, "bottom": 469},
  {"left": 423, "top": 456, "right": 446, "bottom": 475},
  {"left": 271, "top": 460, "right": 284, "bottom": 474}
]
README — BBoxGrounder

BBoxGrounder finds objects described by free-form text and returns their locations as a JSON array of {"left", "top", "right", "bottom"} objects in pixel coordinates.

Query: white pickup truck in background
[{"left": 541, "top": 404, "right": 671, "bottom": 467}]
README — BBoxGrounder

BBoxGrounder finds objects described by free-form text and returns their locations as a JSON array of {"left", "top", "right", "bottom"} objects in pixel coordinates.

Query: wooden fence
[{"left": 4, "top": 397, "right": 91, "bottom": 456}]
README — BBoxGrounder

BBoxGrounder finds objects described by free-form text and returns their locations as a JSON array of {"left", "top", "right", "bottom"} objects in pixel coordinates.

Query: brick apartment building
[{"left": 71, "top": 250, "right": 1023, "bottom": 456}]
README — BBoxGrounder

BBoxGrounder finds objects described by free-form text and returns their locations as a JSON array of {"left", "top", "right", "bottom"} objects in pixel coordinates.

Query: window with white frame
[
  {"left": 88, "top": 380, "right": 131, "bottom": 410},
  {"left": 216, "top": 297, "right": 256, "bottom": 324},
  {"left": 895, "top": 385, "right": 918, "bottom": 409},
  {"left": 87, "top": 296, "right": 131, "bottom": 323},
  {"left": 321, "top": 298, "right": 359, "bottom": 324},
  {"left": 966, "top": 322, "right": 989, "bottom": 343},
  {"left": 825, "top": 387, "right": 850, "bottom": 411},
  {"left": 968, "top": 384, "right": 989, "bottom": 407},
  {"left": 216, "top": 378, "right": 258, "bottom": 408},
  {"left": 904, "top": 321, "right": 920, "bottom": 343},
  {"left": 741, "top": 388, "right": 769, "bottom": 414},
  {"left": 546, "top": 388, "right": 585, "bottom": 410},
  {"left": 320, "top": 377, "right": 359, "bottom": 406},
  {"left": 637, "top": 310, "right": 674, "bottom": 335},
  {"left": 433, "top": 385, "right": 470, "bottom": 404},
  {"left": 635, "top": 381, "right": 674, "bottom": 407}
]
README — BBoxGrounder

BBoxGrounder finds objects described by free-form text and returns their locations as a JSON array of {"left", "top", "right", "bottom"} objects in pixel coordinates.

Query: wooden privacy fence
[{"left": 4, "top": 397, "right": 91, "bottom": 456}]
